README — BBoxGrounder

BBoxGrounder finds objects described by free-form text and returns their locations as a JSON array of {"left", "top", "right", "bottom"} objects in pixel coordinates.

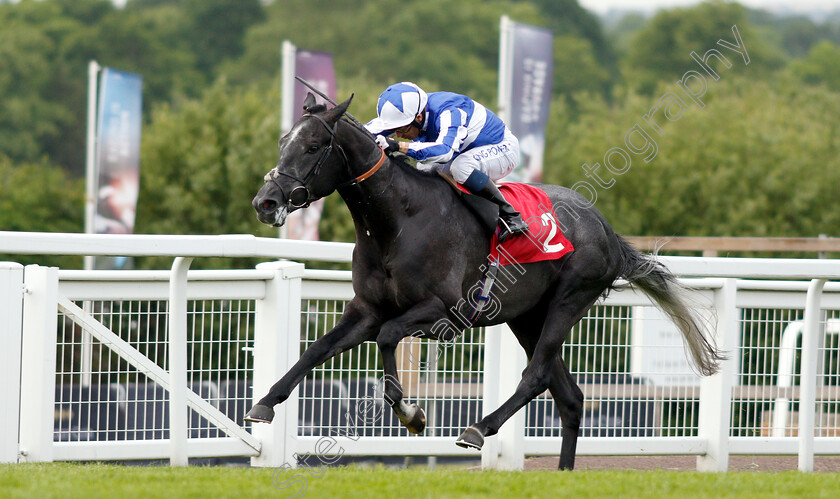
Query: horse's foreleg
[
  {"left": 375, "top": 298, "right": 449, "bottom": 434},
  {"left": 246, "top": 300, "right": 379, "bottom": 423}
]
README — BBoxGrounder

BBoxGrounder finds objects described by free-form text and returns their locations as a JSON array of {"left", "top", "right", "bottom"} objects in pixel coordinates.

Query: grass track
[{"left": 1, "top": 463, "right": 839, "bottom": 498}]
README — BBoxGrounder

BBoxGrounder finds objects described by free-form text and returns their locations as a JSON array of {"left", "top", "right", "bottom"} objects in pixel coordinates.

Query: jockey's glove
[{"left": 376, "top": 135, "right": 400, "bottom": 154}]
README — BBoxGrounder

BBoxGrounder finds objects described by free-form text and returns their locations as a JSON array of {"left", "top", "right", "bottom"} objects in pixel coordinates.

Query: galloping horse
[{"left": 246, "top": 94, "right": 722, "bottom": 469}]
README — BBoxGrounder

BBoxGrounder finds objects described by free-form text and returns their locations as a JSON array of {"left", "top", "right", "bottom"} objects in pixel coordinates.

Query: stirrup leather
[{"left": 497, "top": 216, "right": 529, "bottom": 243}]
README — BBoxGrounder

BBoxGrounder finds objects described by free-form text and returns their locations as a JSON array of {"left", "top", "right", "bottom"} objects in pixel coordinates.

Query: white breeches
[{"left": 418, "top": 129, "right": 520, "bottom": 184}]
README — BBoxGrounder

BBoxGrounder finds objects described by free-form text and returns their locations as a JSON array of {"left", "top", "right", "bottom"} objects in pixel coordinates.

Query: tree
[
  {"left": 554, "top": 35, "right": 610, "bottom": 101},
  {"left": 135, "top": 78, "right": 284, "bottom": 269},
  {"left": 746, "top": 8, "right": 840, "bottom": 58},
  {"left": 0, "top": 155, "right": 84, "bottom": 268},
  {"left": 604, "top": 11, "right": 648, "bottom": 60},
  {"left": 621, "top": 1, "right": 784, "bottom": 94},
  {"left": 0, "top": 1, "right": 79, "bottom": 166},
  {"left": 224, "top": 0, "right": 543, "bottom": 104},
  {"left": 0, "top": 0, "right": 207, "bottom": 176},
  {"left": 181, "top": 0, "right": 264, "bottom": 78},
  {"left": 789, "top": 40, "right": 840, "bottom": 92},
  {"left": 542, "top": 75, "right": 840, "bottom": 239},
  {"left": 515, "top": 0, "right": 616, "bottom": 73}
]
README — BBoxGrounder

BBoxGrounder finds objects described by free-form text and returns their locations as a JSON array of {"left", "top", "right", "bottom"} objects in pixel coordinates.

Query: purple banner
[
  {"left": 293, "top": 51, "right": 336, "bottom": 122},
  {"left": 286, "top": 50, "right": 335, "bottom": 241},
  {"left": 508, "top": 23, "right": 553, "bottom": 182}
]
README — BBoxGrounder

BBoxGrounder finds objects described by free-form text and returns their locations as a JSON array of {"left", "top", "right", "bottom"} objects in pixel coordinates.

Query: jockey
[{"left": 365, "top": 82, "right": 529, "bottom": 242}]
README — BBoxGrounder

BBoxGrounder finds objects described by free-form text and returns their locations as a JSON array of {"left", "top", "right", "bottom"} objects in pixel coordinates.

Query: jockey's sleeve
[{"left": 406, "top": 108, "right": 466, "bottom": 163}]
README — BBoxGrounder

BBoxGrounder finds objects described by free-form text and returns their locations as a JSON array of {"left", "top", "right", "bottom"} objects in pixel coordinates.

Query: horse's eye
[{"left": 307, "top": 144, "right": 319, "bottom": 154}]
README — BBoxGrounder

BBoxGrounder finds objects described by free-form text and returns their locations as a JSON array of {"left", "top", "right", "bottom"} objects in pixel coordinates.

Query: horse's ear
[
  {"left": 324, "top": 94, "right": 354, "bottom": 124},
  {"left": 302, "top": 92, "right": 317, "bottom": 113}
]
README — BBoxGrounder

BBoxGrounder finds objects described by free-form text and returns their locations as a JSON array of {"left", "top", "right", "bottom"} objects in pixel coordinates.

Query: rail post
[
  {"left": 18, "top": 265, "right": 59, "bottom": 463},
  {"left": 251, "top": 260, "right": 305, "bottom": 468},
  {"left": 483, "top": 323, "right": 526, "bottom": 470},
  {"left": 168, "top": 256, "right": 193, "bottom": 466},
  {"left": 0, "top": 263, "right": 24, "bottom": 463},
  {"left": 481, "top": 324, "right": 502, "bottom": 469},
  {"left": 799, "top": 278, "right": 826, "bottom": 471},
  {"left": 697, "top": 278, "right": 739, "bottom": 471}
]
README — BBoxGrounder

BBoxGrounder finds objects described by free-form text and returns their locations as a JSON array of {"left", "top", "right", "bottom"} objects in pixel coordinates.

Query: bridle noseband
[{"left": 264, "top": 113, "right": 386, "bottom": 209}]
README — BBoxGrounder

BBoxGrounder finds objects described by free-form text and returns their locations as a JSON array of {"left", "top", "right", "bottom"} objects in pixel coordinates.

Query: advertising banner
[
  {"left": 94, "top": 68, "right": 143, "bottom": 269},
  {"left": 283, "top": 46, "right": 336, "bottom": 240},
  {"left": 501, "top": 18, "right": 553, "bottom": 182}
]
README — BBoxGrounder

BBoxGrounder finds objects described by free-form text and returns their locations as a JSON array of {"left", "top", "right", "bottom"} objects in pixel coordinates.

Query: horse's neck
[
  {"left": 340, "top": 158, "right": 421, "bottom": 238},
  {"left": 338, "top": 132, "right": 448, "bottom": 241}
]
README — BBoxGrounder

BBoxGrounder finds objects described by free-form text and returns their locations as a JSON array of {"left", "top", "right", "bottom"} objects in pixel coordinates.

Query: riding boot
[{"left": 463, "top": 170, "right": 529, "bottom": 242}]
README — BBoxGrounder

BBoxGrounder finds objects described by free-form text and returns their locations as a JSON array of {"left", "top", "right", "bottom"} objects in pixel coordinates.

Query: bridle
[{"left": 264, "top": 113, "right": 386, "bottom": 209}]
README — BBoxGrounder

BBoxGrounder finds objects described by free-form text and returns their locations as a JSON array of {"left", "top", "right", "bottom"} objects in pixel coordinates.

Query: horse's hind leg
[
  {"left": 548, "top": 356, "right": 583, "bottom": 470},
  {"left": 457, "top": 289, "right": 601, "bottom": 459},
  {"left": 506, "top": 316, "right": 584, "bottom": 470}
]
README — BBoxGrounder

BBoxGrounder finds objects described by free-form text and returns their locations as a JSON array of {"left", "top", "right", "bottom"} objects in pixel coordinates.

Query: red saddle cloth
[{"left": 490, "top": 183, "right": 574, "bottom": 266}]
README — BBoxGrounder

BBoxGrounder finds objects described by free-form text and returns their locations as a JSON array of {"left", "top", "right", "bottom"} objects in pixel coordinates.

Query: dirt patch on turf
[{"left": 523, "top": 455, "right": 840, "bottom": 472}]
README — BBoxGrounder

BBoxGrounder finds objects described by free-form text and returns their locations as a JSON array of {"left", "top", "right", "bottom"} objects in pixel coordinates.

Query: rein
[{"left": 264, "top": 113, "right": 386, "bottom": 209}]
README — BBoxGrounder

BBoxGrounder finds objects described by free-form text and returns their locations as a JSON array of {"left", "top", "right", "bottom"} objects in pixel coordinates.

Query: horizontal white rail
[
  {"left": 3, "top": 231, "right": 840, "bottom": 278},
  {"left": 661, "top": 256, "right": 840, "bottom": 279},
  {"left": 0, "top": 231, "right": 354, "bottom": 262}
]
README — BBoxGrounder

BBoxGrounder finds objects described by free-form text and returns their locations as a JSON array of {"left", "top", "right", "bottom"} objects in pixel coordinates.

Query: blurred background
[{"left": 1, "top": 0, "right": 838, "bottom": 269}]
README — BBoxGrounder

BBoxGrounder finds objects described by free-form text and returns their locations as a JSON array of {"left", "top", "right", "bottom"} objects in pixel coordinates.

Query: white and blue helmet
[{"left": 369, "top": 82, "right": 428, "bottom": 131}]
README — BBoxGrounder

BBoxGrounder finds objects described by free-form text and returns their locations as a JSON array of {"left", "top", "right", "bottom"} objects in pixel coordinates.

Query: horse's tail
[{"left": 616, "top": 236, "right": 725, "bottom": 376}]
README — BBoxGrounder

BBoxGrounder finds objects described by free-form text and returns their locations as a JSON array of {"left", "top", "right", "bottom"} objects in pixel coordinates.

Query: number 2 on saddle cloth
[{"left": 462, "top": 182, "right": 575, "bottom": 324}]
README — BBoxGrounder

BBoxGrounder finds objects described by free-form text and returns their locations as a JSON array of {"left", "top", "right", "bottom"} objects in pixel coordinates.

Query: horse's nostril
[{"left": 261, "top": 199, "right": 277, "bottom": 212}]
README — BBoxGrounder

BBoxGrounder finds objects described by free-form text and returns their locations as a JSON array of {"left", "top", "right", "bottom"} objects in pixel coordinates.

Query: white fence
[{"left": 2, "top": 232, "right": 840, "bottom": 472}]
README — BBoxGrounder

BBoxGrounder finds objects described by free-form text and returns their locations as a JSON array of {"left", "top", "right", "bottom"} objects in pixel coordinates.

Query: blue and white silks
[{"left": 366, "top": 92, "right": 508, "bottom": 165}]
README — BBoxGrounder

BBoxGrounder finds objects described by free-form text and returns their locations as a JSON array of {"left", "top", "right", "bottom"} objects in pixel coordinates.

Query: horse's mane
[
  {"left": 334, "top": 116, "right": 446, "bottom": 184},
  {"left": 386, "top": 153, "right": 440, "bottom": 180}
]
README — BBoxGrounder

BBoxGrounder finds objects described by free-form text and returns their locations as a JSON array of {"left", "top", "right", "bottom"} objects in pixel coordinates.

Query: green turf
[{"left": 1, "top": 463, "right": 838, "bottom": 498}]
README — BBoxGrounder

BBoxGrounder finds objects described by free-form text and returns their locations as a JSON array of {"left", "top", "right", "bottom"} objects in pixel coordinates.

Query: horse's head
[{"left": 252, "top": 93, "right": 354, "bottom": 226}]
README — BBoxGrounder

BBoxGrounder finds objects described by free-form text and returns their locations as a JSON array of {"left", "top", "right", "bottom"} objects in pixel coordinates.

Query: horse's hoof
[
  {"left": 455, "top": 426, "right": 484, "bottom": 450},
  {"left": 244, "top": 404, "right": 275, "bottom": 423},
  {"left": 404, "top": 404, "right": 426, "bottom": 434}
]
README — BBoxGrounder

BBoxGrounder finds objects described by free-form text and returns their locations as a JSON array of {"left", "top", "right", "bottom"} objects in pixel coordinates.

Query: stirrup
[{"left": 497, "top": 218, "right": 529, "bottom": 243}]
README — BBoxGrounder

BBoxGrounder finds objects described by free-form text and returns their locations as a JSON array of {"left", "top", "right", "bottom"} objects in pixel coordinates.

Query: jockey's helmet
[{"left": 369, "top": 82, "right": 428, "bottom": 132}]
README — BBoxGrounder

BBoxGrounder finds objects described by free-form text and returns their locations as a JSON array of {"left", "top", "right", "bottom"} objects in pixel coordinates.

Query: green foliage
[
  {"left": 125, "top": 0, "right": 264, "bottom": 79},
  {"left": 747, "top": 8, "right": 840, "bottom": 58},
  {"left": 2, "top": 0, "right": 840, "bottom": 266},
  {"left": 554, "top": 35, "right": 611, "bottom": 102},
  {"left": 516, "top": 0, "right": 616, "bottom": 72},
  {"left": 543, "top": 75, "right": 840, "bottom": 238},
  {"left": 0, "top": 1, "right": 75, "bottom": 165},
  {"left": 789, "top": 40, "right": 840, "bottom": 92},
  {"left": 0, "top": 156, "right": 84, "bottom": 268},
  {"left": 0, "top": 0, "right": 208, "bottom": 175},
  {"left": 604, "top": 12, "right": 649, "bottom": 60},
  {"left": 225, "top": 0, "right": 544, "bottom": 103},
  {"left": 134, "top": 78, "right": 281, "bottom": 269},
  {"left": 621, "top": 1, "right": 784, "bottom": 94}
]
